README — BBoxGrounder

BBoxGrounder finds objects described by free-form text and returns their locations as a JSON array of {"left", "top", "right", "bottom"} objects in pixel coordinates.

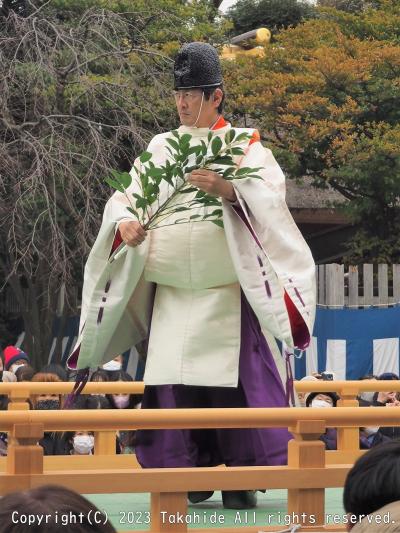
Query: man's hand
[
  {"left": 377, "top": 391, "right": 397, "bottom": 404},
  {"left": 188, "top": 169, "right": 237, "bottom": 202},
  {"left": 385, "top": 399, "right": 400, "bottom": 407},
  {"left": 118, "top": 220, "right": 147, "bottom": 247}
]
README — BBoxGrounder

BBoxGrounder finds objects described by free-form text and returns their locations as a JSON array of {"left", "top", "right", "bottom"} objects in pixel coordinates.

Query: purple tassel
[
  {"left": 63, "top": 368, "right": 90, "bottom": 409},
  {"left": 285, "top": 350, "right": 295, "bottom": 406}
]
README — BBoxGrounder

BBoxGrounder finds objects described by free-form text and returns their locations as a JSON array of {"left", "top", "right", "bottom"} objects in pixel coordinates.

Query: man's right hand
[{"left": 118, "top": 221, "right": 147, "bottom": 247}]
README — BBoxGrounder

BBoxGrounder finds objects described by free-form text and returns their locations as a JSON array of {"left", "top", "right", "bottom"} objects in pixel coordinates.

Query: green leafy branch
[{"left": 106, "top": 128, "right": 263, "bottom": 231}]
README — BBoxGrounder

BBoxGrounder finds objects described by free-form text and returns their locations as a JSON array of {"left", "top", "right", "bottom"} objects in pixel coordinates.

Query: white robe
[{"left": 68, "top": 122, "right": 316, "bottom": 387}]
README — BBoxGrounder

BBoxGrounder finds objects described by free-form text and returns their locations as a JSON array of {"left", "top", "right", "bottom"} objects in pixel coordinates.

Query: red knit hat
[{"left": 3, "top": 346, "right": 29, "bottom": 370}]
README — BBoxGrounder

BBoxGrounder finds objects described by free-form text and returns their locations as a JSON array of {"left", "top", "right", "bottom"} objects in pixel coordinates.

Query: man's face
[
  {"left": 174, "top": 88, "right": 222, "bottom": 127},
  {"left": 174, "top": 89, "right": 204, "bottom": 126}
]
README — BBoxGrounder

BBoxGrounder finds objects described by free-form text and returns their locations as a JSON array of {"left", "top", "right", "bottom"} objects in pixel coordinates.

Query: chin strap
[{"left": 189, "top": 92, "right": 204, "bottom": 128}]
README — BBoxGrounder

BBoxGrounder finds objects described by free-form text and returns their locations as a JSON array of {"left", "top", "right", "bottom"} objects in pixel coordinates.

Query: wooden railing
[
  {"left": 1, "top": 405, "right": 400, "bottom": 532},
  {"left": 0, "top": 381, "right": 399, "bottom": 532},
  {"left": 1, "top": 380, "right": 395, "bottom": 464}
]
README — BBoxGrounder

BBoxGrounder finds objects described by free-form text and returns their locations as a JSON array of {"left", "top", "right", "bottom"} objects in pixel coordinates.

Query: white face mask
[
  {"left": 363, "top": 427, "right": 379, "bottom": 436},
  {"left": 311, "top": 399, "right": 333, "bottom": 408},
  {"left": 360, "top": 392, "right": 375, "bottom": 403},
  {"left": 11, "top": 363, "right": 25, "bottom": 374},
  {"left": 102, "top": 360, "right": 122, "bottom": 371},
  {"left": 113, "top": 394, "right": 130, "bottom": 409},
  {"left": 73, "top": 435, "right": 94, "bottom": 454}
]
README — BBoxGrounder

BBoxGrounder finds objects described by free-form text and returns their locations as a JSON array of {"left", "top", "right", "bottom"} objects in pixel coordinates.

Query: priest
[{"left": 68, "top": 42, "right": 316, "bottom": 509}]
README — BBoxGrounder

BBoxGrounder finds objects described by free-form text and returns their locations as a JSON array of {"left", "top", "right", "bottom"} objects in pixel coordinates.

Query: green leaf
[
  {"left": 234, "top": 132, "right": 251, "bottom": 143},
  {"left": 211, "top": 219, "right": 224, "bottom": 228},
  {"left": 225, "top": 129, "right": 235, "bottom": 144},
  {"left": 207, "top": 131, "right": 213, "bottom": 143},
  {"left": 188, "top": 145, "right": 202, "bottom": 156},
  {"left": 127, "top": 207, "right": 139, "bottom": 219},
  {"left": 139, "top": 172, "right": 148, "bottom": 189},
  {"left": 174, "top": 206, "right": 190, "bottom": 212},
  {"left": 166, "top": 138, "right": 180, "bottom": 152},
  {"left": 230, "top": 147, "right": 245, "bottom": 156},
  {"left": 136, "top": 198, "right": 148, "bottom": 209},
  {"left": 171, "top": 130, "right": 179, "bottom": 138},
  {"left": 180, "top": 133, "right": 192, "bottom": 145},
  {"left": 185, "top": 165, "right": 196, "bottom": 174},
  {"left": 140, "top": 151, "right": 152, "bottom": 163},
  {"left": 211, "top": 136, "right": 223, "bottom": 156},
  {"left": 117, "top": 172, "right": 132, "bottom": 189},
  {"left": 211, "top": 157, "right": 234, "bottom": 166},
  {"left": 200, "top": 141, "right": 208, "bottom": 156},
  {"left": 146, "top": 184, "right": 159, "bottom": 196},
  {"left": 105, "top": 177, "right": 125, "bottom": 193},
  {"left": 223, "top": 167, "right": 236, "bottom": 178},
  {"left": 236, "top": 167, "right": 257, "bottom": 176},
  {"left": 109, "top": 170, "right": 132, "bottom": 189},
  {"left": 132, "top": 193, "right": 143, "bottom": 202},
  {"left": 147, "top": 168, "right": 164, "bottom": 179},
  {"left": 179, "top": 187, "right": 198, "bottom": 194},
  {"left": 190, "top": 214, "right": 202, "bottom": 220}
]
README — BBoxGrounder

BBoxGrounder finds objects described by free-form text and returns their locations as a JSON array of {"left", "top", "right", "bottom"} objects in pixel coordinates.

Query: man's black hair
[
  {"left": 343, "top": 441, "right": 400, "bottom": 519},
  {"left": 202, "top": 85, "right": 224, "bottom": 114}
]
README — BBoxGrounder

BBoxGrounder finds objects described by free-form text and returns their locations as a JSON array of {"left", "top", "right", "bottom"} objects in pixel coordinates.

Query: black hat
[
  {"left": 306, "top": 392, "right": 339, "bottom": 407},
  {"left": 174, "top": 42, "right": 223, "bottom": 90}
]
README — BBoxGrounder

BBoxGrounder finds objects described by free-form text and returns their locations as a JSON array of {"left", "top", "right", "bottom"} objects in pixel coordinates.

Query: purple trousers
[{"left": 135, "top": 292, "right": 292, "bottom": 468}]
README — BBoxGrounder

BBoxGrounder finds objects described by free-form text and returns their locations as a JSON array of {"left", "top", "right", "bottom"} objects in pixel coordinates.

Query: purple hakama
[{"left": 135, "top": 292, "right": 292, "bottom": 468}]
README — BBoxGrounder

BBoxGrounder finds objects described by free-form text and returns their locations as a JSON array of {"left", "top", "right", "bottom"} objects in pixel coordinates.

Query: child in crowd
[
  {"left": 65, "top": 430, "right": 95, "bottom": 455},
  {"left": 3, "top": 346, "right": 30, "bottom": 373}
]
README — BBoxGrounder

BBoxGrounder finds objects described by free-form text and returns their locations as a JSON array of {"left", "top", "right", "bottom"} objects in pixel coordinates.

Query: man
[{"left": 68, "top": 42, "right": 316, "bottom": 509}]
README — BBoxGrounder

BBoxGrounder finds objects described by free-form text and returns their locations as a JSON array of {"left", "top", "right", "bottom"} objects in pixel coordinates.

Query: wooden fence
[
  {"left": 0, "top": 381, "right": 400, "bottom": 532},
  {"left": 0, "top": 380, "right": 395, "bottom": 464},
  {"left": 317, "top": 264, "right": 400, "bottom": 308},
  {"left": 3, "top": 264, "right": 399, "bottom": 315}
]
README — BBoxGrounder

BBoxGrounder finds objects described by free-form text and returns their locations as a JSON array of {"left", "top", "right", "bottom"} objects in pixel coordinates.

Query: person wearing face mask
[
  {"left": 31, "top": 373, "right": 66, "bottom": 455},
  {"left": 306, "top": 392, "right": 339, "bottom": 450},
  {"left": 102, "top": 355, "right": 123, "bottom": 373},
  {"left": 3, "top": 345, "right": 30, "bottom": 374},
  {"left": 357, "top": 375, "right": 378, "bottom": 405},
  {"left": 68, "top": 431, "right": 95, "bottom": 455},
  {"left": 359, "top": 424, "right": 391, "bottom": 449},
  {"left": 107, "top": 371, "right": 139, "bottom": 454}
]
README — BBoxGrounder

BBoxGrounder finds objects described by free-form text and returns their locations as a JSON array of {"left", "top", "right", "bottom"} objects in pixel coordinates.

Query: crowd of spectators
[
  {"left": 1, "top": 343, "right": 400, "bottom": 459},
  {"left": 0, "top": 346, "right": 141, "bottom": 457},
  {"left": 297, "top": 370, "right": 400, "bottom": 452},
  {"left": 1, "top": 345, "right": 400, "bottom": 529}
]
